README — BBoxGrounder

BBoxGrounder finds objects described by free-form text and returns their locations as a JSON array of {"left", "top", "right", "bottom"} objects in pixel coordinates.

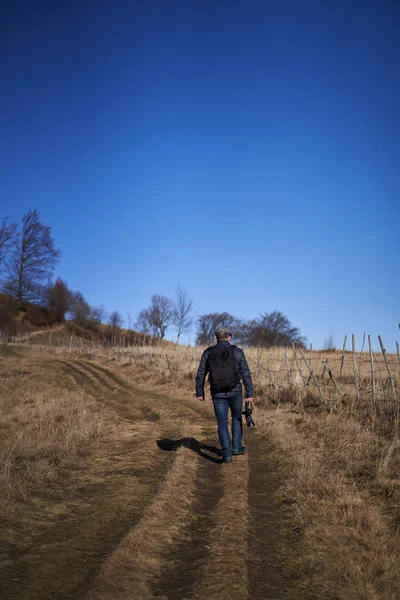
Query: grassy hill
[
  {"left": 0, "top": 330, "right": 399, "bottom": 599},
  {"left": 0, "top": 294, "right": 160, "bottom": 347}
]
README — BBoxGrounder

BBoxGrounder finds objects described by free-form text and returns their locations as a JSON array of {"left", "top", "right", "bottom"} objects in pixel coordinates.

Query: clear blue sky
[{"left": 1, "top": 1, "right": 399, "bottom": 350}]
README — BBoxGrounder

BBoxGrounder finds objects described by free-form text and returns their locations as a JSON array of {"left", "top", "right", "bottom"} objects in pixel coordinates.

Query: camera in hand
[{"left": 243, "top": 401, "right": 255, "bottom": 427}]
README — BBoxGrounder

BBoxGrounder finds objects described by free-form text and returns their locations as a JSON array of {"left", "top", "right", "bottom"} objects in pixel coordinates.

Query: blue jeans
[{"left": 213, "top": 393, "right": 243, "bottom": 459}]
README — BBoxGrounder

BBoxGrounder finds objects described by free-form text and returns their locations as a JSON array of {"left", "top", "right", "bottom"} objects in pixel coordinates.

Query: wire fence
[
  {"left": 3, "top": 327, "right": 400, "bottom": 434},
  {"left": 4, "top": 329, "right": 399, "bottom": 401}
]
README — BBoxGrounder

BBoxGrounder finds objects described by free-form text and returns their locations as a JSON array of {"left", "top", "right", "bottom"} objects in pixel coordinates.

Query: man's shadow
[{"left": 157, "top": 438, "right": 223, "bottom": 464}]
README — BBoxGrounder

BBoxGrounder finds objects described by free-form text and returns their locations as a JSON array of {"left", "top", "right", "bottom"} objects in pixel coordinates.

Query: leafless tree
[
  {"left": 196, "top": 312, "right": 237, "bottom": 346},
  {"left": 135, "top": 308, "right": 152, "bottom": 335},
  {"left": 89, "top": 305, "right": 105, "bottom": 323},
  {"left": 135, "top": 294, "right": 175, "bottom": 339},
  {"left": 195, "top": 310, "right": 306, "bottom": 348},
  {"left": 173, "top": 284, "right": 194, "bottom": 344},
  {"left": 324, "top": 332, "right": 335, "bottom": 351},
  {"left": 108, "top": 310, "right": 124, "bottom": 330},
  {"left": 0, "top": 217, "right": 17, "bottom": 270},
  {"left": 68, "top": 291, "right": 91, "bottom": 326},
  {"left": 95, "top": 304, "right": 107, "bottom": 324},
  {"left": 244, "top": 310, "right": 306, "bottom": 348},
  {"left": 45, "top": 278, "right": 72, "bottom": 321},
  {"left": 4, "top": 209, "right": 60, "bottom": 301}
]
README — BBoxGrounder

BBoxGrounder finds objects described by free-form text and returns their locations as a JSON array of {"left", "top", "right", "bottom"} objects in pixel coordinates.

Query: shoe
[
  {"left": 232, "top": 446, "right": 247, "bottom": 455},
  {"left": 222, "top": 456, "right": 232, "bottom": 463}
]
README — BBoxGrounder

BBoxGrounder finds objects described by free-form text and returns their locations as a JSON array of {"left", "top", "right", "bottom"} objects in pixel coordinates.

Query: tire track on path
[
  {"left": 57, "top": 358, "right": 219, "bottom": 600},
  {"left": 58, "top": 360, "right": 159, "bottom": 424},
  {"left": 189, "top": 450, "right": 250, "bottom": 600},
  {"left": 246, "top": 431, "right": 287, "bottom": 600},
  {"left": 151, "top": 426, "right": 224, "bottom": 599},
  {"left": 81, "top": 361, "right": 130, "bottom": 390},
  {"left": 5, "top": 354, "right": 288, "bottom": 599},
  {"left": 60, "top": 358, "right": 213, "bottom": 423},
  {"left": 84, "top": 444, "right": 201, "bottom": 600},
  {"left": 58, "top": 359, "right": 125, "bottom": 394},
  {"left": 75, "top": 357, "right": 288, "bottom": 599},
  {"left": 2, "top": 359, "right": 178, "bottom": 600}
]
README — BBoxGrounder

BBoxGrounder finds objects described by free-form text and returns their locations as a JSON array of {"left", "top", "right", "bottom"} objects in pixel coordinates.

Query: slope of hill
[{"left": 0, "top": 337, "right": 399, "bottom": 599}]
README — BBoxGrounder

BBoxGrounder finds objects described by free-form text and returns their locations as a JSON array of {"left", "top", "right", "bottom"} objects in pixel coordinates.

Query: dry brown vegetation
[
  {"left": 0, "top": 346, "right": 109, "bottom": 515},
  {"left": 257, "top": 410, "right": 400, "bottom": 599},
  {"left": 0, "top": 332, "right": 399, "bottom": 599},
  {"left": 86, "top": 447, "right": 200, "bottom": 600}
]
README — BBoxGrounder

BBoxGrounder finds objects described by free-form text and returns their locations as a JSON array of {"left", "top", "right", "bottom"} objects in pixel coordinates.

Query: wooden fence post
[
  {"left": 378, "top": 335, "right": 398, "bottom": 403},
  {"left": 352, "top": 334, "right": 360, "bottom": 403},
  {"left": 292, "top": 343, "right": 306, "bottom": 387},
  {"left": 368, "top": 335, "right": 376, "bottom": 417},
  {"left": 322, "top": 360, "right": 342, "bottom": 402},
  {"left": 297, "top": 345, "right": 327, "bottom": 407},
  {"left": 285, "top": 348, "right": 292, "bottom": 385},
  {"left": 340, "top": 334, "right": 347, "bottom": 379},
  {"left": 267, "top": 353, "right": 275, "bottom": 398},
  {"left": 256, "top": 342, "right": 262, "bottom": 389},
  {"left": 359, "top": 331, "right": 366, "bottom": 374}
]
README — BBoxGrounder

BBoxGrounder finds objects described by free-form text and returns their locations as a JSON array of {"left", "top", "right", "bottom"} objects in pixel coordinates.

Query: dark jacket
[{"left": 195, "top": 340, "right": 254, "bottom": 399}]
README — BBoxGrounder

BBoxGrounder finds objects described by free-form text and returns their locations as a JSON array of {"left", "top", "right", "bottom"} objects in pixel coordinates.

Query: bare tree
[
  {"left": 45, "top": 277, "right": 72, "bottom": 321},
  {"left": 324, "top": 332, "right": 335, "bottom": 351},
  {"left": 96, "top": 304, "right": 107, "bottom": 324},
  {"left": 89, "top": 305, "right": 105, "bottom": 324},
  {"left": 135, "top": 294, "right": 174, "bottom": 339},
  {"left": 108, "top": 310, "right": 124, "bottom": 330},
  {"left": 0, "top": 217, "right": 17, "bottom": 270},
  {"left": 135, "top": 308, "right": 152, "bottom": 335},
  {"left": 195, "top": 312, "right": 237, "bottom": 346},
  {"left": 4, "top": 209, "right": 60, "bottom": 301},
  {"left": 173, "top": 285, "right": 194, "bottom": 344},
  {"left": 68, "top": 291, "right": 91, "bottom": 326},
  {"left": 244, "top": 310, "right": 306, "bottom": 348},
  {"left": 195, "top": 310, "right": 306, "bottom": 348}
]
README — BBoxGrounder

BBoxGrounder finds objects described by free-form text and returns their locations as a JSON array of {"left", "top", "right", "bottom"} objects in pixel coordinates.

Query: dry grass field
[{"left": 1, "top": 331, "right": 399, "bottom": 599}]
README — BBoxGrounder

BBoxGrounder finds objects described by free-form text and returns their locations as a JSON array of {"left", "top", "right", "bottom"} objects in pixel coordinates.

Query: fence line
[{"left": 2, "top": 330, "right": 399, "bottom": 411}]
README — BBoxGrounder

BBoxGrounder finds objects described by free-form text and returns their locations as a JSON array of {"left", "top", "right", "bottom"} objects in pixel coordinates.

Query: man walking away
[{"left": 195, "top": 327, "right": 254, "bottom": 463}]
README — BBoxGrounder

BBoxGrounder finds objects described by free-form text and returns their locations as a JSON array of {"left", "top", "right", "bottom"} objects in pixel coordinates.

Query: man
[{"left": 195, "top": 327, "right": 254, "bottom": 463}]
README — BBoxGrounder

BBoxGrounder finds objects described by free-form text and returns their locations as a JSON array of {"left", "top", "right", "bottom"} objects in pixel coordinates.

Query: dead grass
[
  {"left": 0, "top": 348, "right": 112, "bottom": 518},
  {"left": 1, "top": 388, "right": 104, "bottom": 497},
  {"left": 84, "top": 341, "right": 399, "bottom": 598},
  {"left": 0, "top": 347, "right": 195, "bottom": 600},
  {"left": 191, "top": 455, "right": 250, "bottom": 600},
  {"left": 61, "top": 341, "right": 399, "bottom": 429},
  {"left": 1, "top": 339, "right": 399, "bottom": 600},
  {"left": 85, "top": 444, "right": 199, "bottom": 600},
  {"left": 256, "top": 410, "right": 400, "bottom": 599}
]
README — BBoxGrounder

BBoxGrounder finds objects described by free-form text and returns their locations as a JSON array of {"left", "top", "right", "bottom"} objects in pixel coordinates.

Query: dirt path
[
  {"left": 150, "top": 428, "right": 224, "bottom": 599},
  {"left": 27, "top": 324, "right": 66, "bottom": 337},
  {"left": 247, "top": 434, "right": 287, "bottom": 600},
  {"left": 1, "top": 356, "right": 287, "bottom": 600}
]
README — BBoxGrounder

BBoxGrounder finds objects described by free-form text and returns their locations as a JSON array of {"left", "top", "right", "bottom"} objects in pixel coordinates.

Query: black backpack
[{"left": 207, "top": 345, "right": 239, "bottom": 393}]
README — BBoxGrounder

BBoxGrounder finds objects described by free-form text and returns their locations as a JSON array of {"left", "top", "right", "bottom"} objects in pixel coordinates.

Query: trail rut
[
  {"left": 151, "top": 428, "right": 224, "bottom": 599},
  {"left": 1, "top": 355, "right": 287, "bottom": 600}
]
